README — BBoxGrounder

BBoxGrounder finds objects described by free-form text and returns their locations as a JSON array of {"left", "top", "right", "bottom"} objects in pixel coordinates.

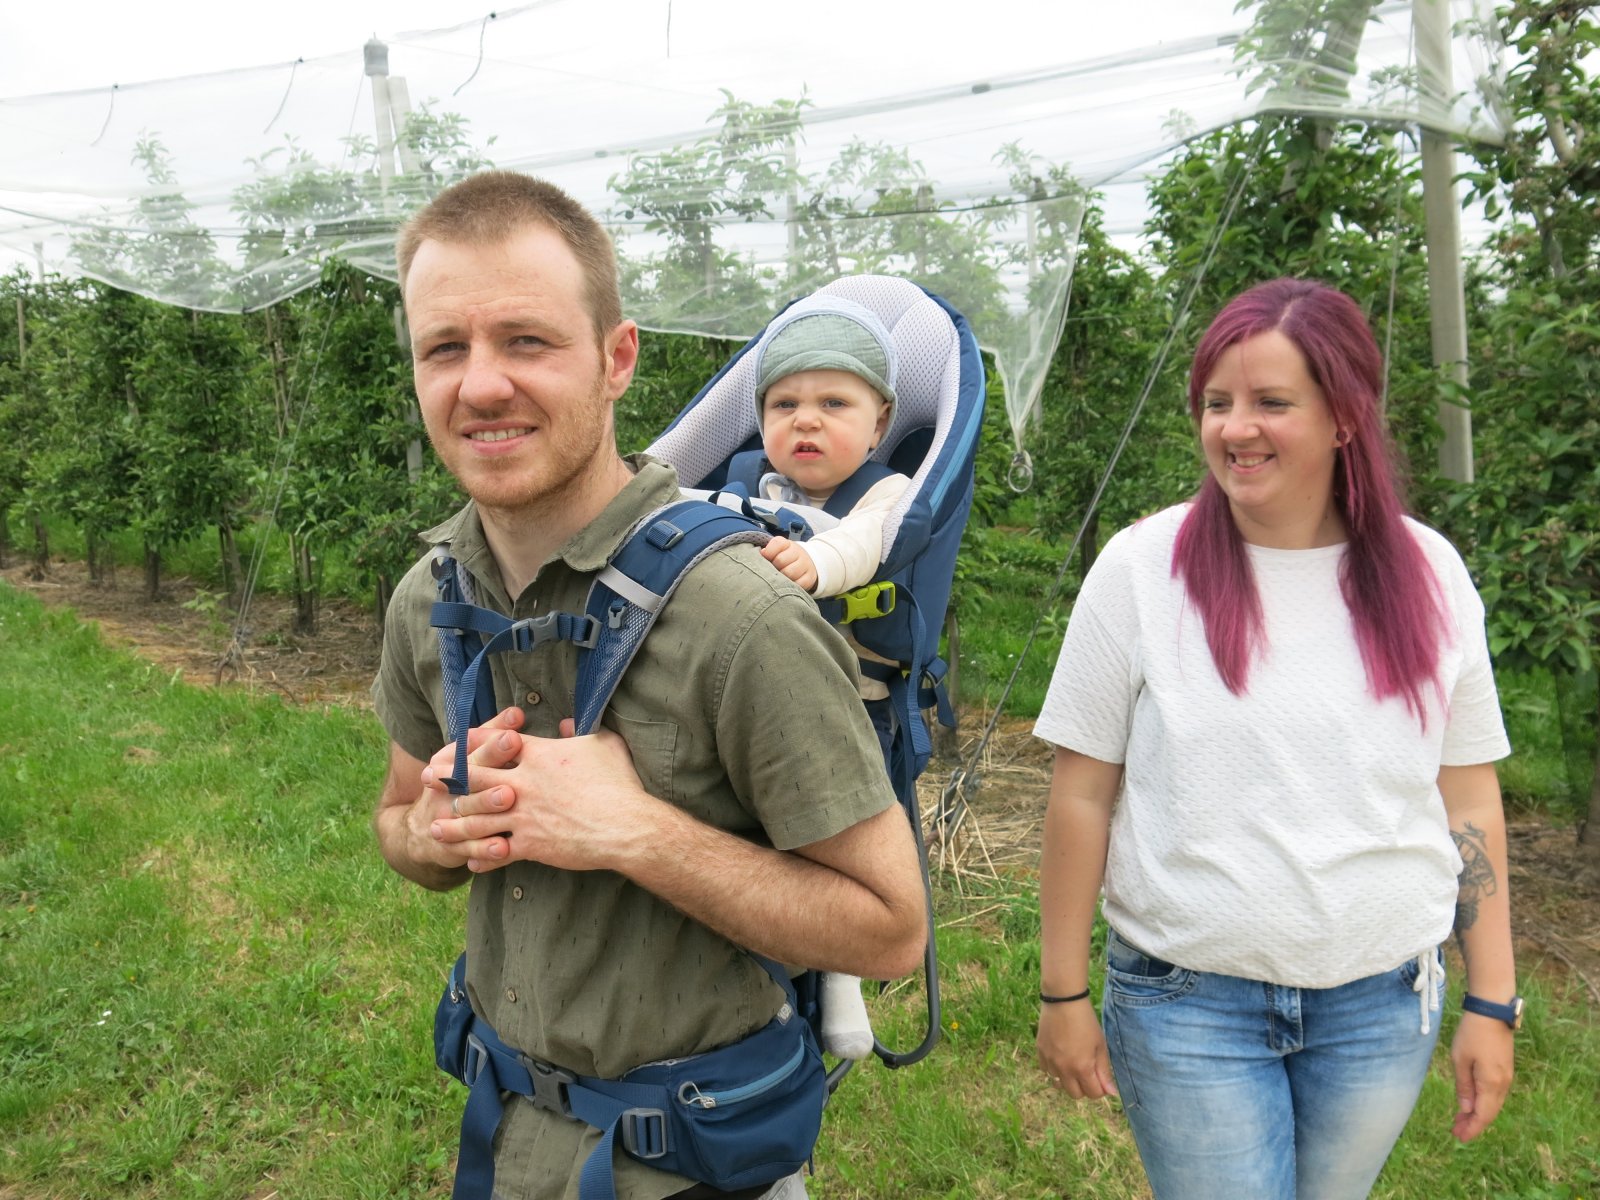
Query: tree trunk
[
  {"left": 1082, "top": 509, "right": 1100, "bottom": 574},
  {"left": 291, "top": 536, "right": 318, "bottom": 636},
  {"left": 266, "top": 306, "right": 292, "bottom": 438},
  {"left": 374, "top": 573, "right": 395, "bottom": 633},
  {"left": 144, "top": 545, "right": 162, "bottom": 601},
  {"left": 218, "top": 520, "right": 244, "bottom": 609},
  {"left": 0, "top": 515, "right": 10, "bottom": 568},
  {"left": 87, "top": 529, "right": 105, "bottom": 586},
  {"left": 1581, "top": 732, "right": 1600, "bottom": 852},
  {"left": 28, "top": 512, "right": 48, "bottom": 580}
]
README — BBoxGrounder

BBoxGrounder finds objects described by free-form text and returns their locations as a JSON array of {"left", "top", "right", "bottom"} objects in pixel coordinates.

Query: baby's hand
[{"left": 760, "top": 536, "right": 819, "bottom": 593}]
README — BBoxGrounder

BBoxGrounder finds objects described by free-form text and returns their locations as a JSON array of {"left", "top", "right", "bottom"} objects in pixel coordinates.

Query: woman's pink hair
[{"left": 1171, "top": 278, "right": 1445, "bottom": 718}]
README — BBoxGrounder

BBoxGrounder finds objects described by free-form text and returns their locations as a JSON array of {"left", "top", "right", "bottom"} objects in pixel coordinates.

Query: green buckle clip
[{"left": 839, "top": 582, "right": 896, "bottom": 624}]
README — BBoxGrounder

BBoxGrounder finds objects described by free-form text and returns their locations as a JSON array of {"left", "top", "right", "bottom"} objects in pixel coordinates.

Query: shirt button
[
  {"left": 505, "top": 988, "right": 517, "bottom": 1004},
  {"left": 512, "top": 886, "right": 524, "bottom": 901},
  {"left": 525, "top": 691, "right": 541, "bottom": 706}
]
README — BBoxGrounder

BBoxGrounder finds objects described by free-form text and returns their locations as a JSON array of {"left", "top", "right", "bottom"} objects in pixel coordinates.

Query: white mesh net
[{"left": 0, "top": 0, "right": 1507, "bottom": 445}]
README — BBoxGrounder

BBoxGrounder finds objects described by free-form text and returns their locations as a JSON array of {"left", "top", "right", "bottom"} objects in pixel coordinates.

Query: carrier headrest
[{"left": 648, "top": 275, "right": 961, "bottom": 496}]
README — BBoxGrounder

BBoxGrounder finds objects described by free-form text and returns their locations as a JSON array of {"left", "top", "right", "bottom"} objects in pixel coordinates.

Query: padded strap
[
  {"left": 725, "top": 449, "right": 770, "bottom": 493},
  {"left": 820, "top": 460, "right": 896, "bottom": 520}
]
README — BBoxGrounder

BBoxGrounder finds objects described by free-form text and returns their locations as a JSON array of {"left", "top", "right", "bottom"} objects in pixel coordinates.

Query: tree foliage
[
  {"left": 0, "top": 11, "right": 1596, "bottom": 839},
  {"left": 1452, "top": 2, "right": 1600, "bottom": 838}
]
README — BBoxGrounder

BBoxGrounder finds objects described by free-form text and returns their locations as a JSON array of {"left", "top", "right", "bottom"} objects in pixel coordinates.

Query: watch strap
[{"left": 1461, "top": 993, "right": 1524, "bottom": 1030}]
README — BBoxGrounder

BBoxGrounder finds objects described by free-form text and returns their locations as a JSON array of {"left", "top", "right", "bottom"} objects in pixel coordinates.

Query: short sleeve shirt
[
  {"left": 373, "top": 458, "right": 895, "bottom": 1200},
  {"left": 1033, "top": 504, "right": 1510, "bottom": 988}
]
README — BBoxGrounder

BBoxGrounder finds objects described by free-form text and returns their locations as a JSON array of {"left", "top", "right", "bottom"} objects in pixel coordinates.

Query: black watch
[{"left": 1461, "top": 993, "right": 1524, "bottom": 1031}]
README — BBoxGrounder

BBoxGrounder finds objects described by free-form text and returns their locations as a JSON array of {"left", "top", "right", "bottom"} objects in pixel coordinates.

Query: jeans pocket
[{"left": 1104, "top": 927, "right": 1198, "bottom": 1007}]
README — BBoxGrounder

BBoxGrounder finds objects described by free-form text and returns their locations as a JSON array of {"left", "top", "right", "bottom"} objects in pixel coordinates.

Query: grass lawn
[{"left": 3, "top": 581, "right": 1598, "bottom": 1198}]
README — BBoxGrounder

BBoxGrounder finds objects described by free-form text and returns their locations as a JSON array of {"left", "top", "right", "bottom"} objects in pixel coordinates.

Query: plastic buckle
[
  {"left": 463, "top": 1033, "right": 490, "bottom": 1088},
  {"left": 619, "top": 1108, "right": 669, "bottom": 1160},
  {"left": 838, "top": 582, "right": 896, "bottom": 624},
  {"left": 570, "top": 614, "right": 601, "bottom": 649},
  {"left": 523, "top": 1057, "right": 576, "bottom": 1118},
  {"left": 646, "top": 520, "right": 685, "bottom": 550},
  {"left": 510, "top": 612, "right": 561, "bottom": 652}
]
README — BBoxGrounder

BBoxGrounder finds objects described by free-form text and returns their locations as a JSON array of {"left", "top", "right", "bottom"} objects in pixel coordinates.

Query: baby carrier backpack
[{"left": 428, "top": 275, "right": 985, "bottom": 1199}]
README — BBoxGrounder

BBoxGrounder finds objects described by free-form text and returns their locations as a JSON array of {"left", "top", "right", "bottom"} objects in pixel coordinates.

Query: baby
[
  {"left": 753, "top": 295, "right": 910, "bottom": 603},
  {"left": 750, "top": 295, "right": 912, "bottom": 1060}
]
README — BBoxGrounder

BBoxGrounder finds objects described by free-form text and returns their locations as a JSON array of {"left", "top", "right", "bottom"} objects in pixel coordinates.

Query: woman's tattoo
[{"left": 1452, "top": 820, "right": 1497, "bottom": 948}]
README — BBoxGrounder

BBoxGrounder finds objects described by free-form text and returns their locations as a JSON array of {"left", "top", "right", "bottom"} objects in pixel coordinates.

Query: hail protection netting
[{"left": 0, "top": 0, "right": 1507, "bottom": 450}]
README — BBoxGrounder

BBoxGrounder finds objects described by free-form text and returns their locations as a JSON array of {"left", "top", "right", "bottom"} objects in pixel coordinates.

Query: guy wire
[{"left": 939, "top": 118, "right": 1274, "bottom": 837}]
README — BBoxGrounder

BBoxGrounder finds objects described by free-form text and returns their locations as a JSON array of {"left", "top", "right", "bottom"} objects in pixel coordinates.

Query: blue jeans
[{"left": 1101, "top": 927, "right": 1443, "bottom": 1200}]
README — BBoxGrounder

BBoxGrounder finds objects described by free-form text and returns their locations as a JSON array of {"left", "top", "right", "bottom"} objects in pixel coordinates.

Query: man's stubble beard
[{"left": 456, "top": 368, "right": 616, "bottom": 522}]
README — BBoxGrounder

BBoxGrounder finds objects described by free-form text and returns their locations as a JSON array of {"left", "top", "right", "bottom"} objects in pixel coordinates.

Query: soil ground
[{"left": 6, "top": 554, "right": 1598, "bottom": 1006}]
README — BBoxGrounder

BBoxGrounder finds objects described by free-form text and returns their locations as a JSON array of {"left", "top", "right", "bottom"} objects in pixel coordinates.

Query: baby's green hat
[{"left": 753, "top": 295, "right": 898, "bottom": 416}]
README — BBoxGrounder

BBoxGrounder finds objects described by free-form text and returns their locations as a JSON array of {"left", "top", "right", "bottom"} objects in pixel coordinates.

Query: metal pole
[
  {"left": 388, "top": 76, "right": 423, "bottom": 176},
  {"left": 1413, "top": 0, "right": 1474, "bottom": 482},
  {"left": 367, "top": 37, "right": 423, "bottom": 483},
  {"left": 364, "top": 39, "right": 396, "bottom": 211}
]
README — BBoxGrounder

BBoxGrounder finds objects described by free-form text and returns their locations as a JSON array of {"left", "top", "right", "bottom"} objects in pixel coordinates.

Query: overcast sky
[{"left": 0, "top": 0, "right": 508, "bottom": 99}]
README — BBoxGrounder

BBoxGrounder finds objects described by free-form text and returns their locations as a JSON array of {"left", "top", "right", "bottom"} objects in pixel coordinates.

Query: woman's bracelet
[{"left": 1039, "top": 988, "right": 1091, "bottom": 1004}]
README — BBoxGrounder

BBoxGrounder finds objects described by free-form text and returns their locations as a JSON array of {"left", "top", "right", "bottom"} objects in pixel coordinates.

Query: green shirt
[{"left": 373, "top": 458, "right": 895, "bottom": 1200}]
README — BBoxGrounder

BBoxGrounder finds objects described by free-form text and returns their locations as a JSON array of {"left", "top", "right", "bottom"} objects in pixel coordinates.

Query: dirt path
[{"left": 6, "top": 553, "right": 1599, "bottom": 1002}]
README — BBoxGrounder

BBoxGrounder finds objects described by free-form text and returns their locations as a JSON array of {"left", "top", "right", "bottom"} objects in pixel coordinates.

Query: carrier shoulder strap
[
  {"left": 428, "top": 499, "right": 770, "bottom": 792},
  {"left": 571, "top": 499, "right": 770, "bottom": 735},
  {"left": 819, "top": 459, "right": 896, "bottom": 520}
]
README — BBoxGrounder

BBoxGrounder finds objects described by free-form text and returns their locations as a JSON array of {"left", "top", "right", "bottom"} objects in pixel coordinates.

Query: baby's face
[{"left": 760, "top": 369, "right": 890, "bottom": 499}]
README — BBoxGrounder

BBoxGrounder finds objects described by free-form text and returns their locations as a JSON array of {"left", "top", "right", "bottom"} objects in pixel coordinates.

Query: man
[{"left": 372, "top": 170, "right": 926, "bottom": 1200}]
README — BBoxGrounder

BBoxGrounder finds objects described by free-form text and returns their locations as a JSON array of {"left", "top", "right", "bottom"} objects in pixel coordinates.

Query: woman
[{"left": 1034, "top": 279, "right": 1518, "bottom": 1199}]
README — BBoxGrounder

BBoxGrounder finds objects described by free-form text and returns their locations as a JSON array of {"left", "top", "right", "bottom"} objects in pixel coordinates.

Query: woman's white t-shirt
[{"left": 1033, "top": 503, "right": 1510, "bottom": 988}]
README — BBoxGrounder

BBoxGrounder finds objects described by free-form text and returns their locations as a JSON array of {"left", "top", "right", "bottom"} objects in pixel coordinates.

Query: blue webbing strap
[
  {"left": 724, "top": 453, "right": 894, "bottom": 522},
  {"left": 429, "top": 603, "right": 601, "bottom": 795},
  {"left": 451, "top": 954, "right": 799, "bottom": 1200},
  {"left": 702, "top": 484, "right": 814, "bottom": 543},
  {"left": 456, "top": 1016, "right": 669, "bottom": 1200},
  {"left": 432, "top": 555, "right": 498, "bottom": 738},
  {"left": 873, "top": 590, "right": 941, "bottom": 802}
]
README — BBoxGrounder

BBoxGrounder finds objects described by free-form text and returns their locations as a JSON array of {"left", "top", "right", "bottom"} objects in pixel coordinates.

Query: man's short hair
[{"left": 397, "top": 171, "right": 623, "bottom": 340}]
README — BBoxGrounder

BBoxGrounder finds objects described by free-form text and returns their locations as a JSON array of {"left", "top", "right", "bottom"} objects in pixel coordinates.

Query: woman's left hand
[{"left": 1449, "top": 1013, "right": 1514, "bottom": 1142}]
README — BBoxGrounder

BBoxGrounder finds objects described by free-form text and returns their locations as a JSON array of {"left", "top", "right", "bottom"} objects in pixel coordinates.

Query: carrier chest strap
[
  {"left": 726, "top": 452, "right": 895, "bottom": 522},
  {"left": 429, "top": 603, "right": 601, "bottom": 795}
]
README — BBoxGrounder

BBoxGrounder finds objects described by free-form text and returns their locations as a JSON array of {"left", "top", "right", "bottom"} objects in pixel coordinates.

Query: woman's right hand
[{"left": 1037, "top": 998, "right": 1119, "bottom": 1099}]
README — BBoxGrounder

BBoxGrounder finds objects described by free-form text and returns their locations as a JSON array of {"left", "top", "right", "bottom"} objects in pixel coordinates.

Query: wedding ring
[{"left": 451, "top": 795, "right": 462, "bottom": 818}]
